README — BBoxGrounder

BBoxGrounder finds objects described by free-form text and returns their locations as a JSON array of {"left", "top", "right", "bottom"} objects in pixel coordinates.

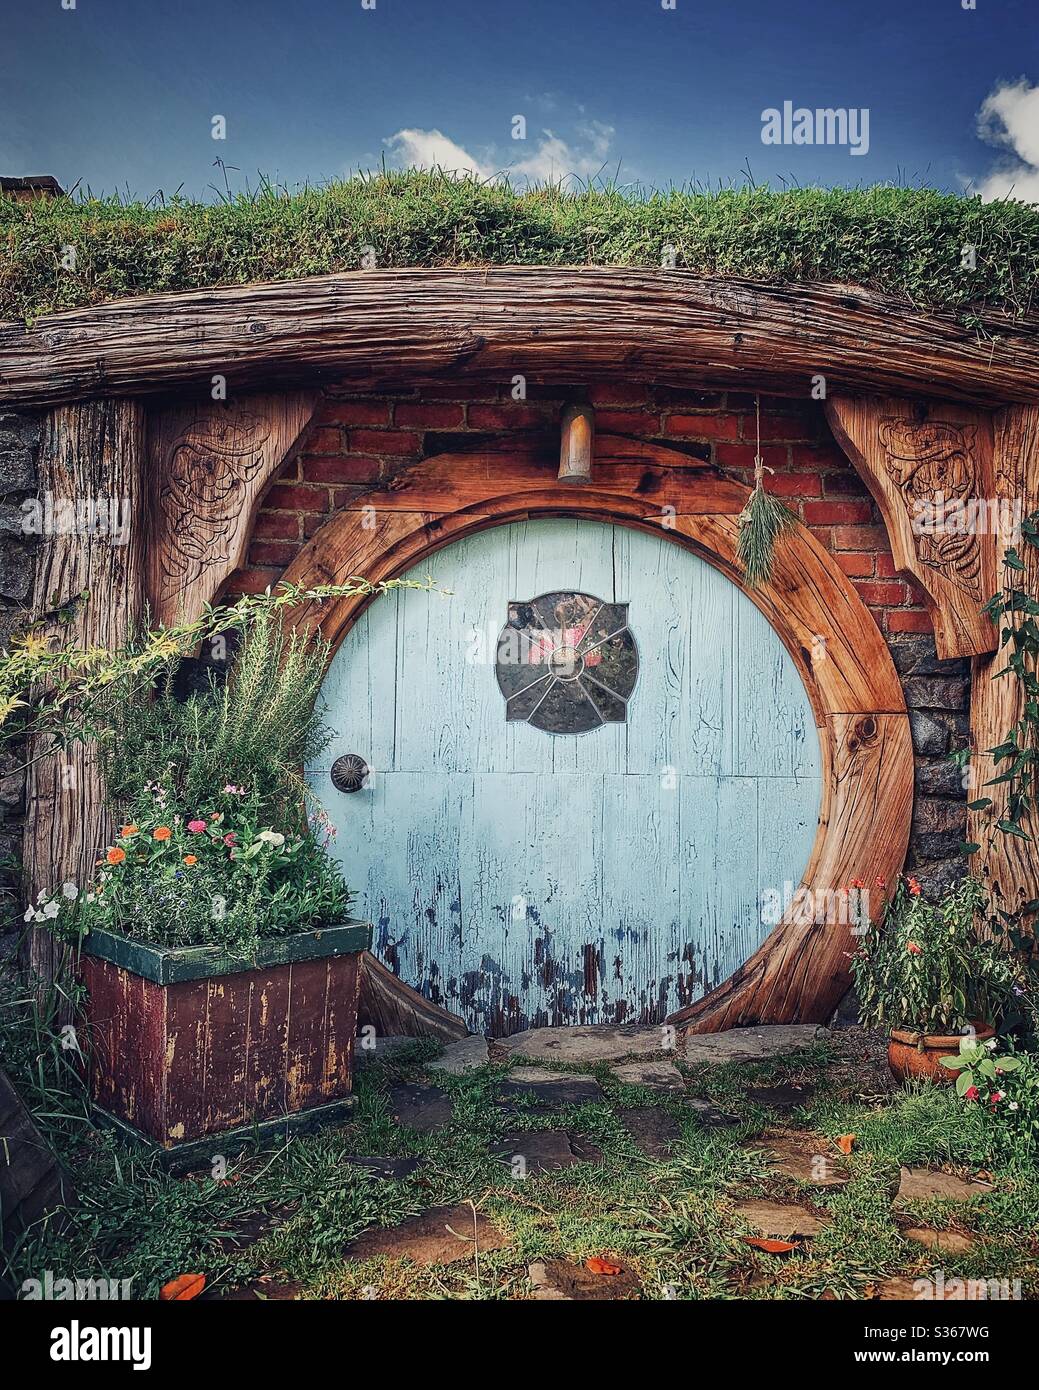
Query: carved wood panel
[
  {"left": 146, "top": 392, "right": 317, "bottom": 625},
  {"left": 827, "top": 394, "right": 999, "bottom": 659}
]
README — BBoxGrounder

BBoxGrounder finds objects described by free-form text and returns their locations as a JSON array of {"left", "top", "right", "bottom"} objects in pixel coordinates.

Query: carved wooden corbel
[
  {"left": 146, "top": 391, "right": 318, "bottom": 625},
  {"left": 826, "top": 394, "right": 999, "bottom": 660}
]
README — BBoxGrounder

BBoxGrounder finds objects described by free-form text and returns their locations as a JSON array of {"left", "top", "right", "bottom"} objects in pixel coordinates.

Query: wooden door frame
[{"left": 279, "top": 435, "right": 913, "bottom": 1032}]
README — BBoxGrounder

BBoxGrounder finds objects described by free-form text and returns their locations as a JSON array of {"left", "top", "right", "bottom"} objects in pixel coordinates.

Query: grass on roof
[{"left": 1, "top": 171, "right": 1038, "bottom": 325}]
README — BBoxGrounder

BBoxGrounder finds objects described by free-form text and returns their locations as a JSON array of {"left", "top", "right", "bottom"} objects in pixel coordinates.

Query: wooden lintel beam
[{"left": 1, "top": 269, "right": 1038, "bottom": 409}]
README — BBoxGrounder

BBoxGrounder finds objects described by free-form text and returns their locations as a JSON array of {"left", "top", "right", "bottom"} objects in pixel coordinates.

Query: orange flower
[
  {"left": 153, "top": 826, "right": 172, "bottom": 841},
  {"left": 119, "top": 824, "right": 139, "bottom": 838},
  {"left": 182, "top": 854, "right": 197, "bottom": 866},
  {"left": 906, "top": 876, "right": 922, "bottom": 896},
  {"left": 106, "top": 846, "right": 126, "bottom": 865}
]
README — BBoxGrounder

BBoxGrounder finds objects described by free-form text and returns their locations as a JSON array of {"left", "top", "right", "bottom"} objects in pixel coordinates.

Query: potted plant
[
  {"left": 851, "top": 875, "right": 1024, "bottom": 1084},
  {"left": 28, "top": 608, "right": 371, "bottom": 1159}
]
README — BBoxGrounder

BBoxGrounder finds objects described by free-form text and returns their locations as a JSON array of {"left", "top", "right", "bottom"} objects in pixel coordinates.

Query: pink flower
[
  {"left": 223, "top": 832, "right": 237, "bottom": 847},
  {"left": 963, "top": 1085, "right": 980, "bottom": 1101},
  {"left": 187, "top": 819, "right": 207, "bottom": 834}
]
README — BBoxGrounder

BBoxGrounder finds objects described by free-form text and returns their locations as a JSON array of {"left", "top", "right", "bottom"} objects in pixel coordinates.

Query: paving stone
[
  {"left": 618, "top": 1107, "right": 684, "bottom": 1158},
  {"left": 528, "top": 1258, "right": 640, "bottom": 1301},
  {"left": 904, "top": 1227, "right": 975, "bottom": 1255},
  {"left": 896, "top": 1167, "right": 993, "bottom": 1203},
  {"left": 749, "top": 1132, "right": 850, "bottom": 1188},
  {"left": 500, "top": 1025, "right": 668, "bottom": 1064},
  {"left": 680, "top": 1096, "right": 741, "bottom": 1127},
  {"left": 875, "top": 1275, "right": 961, "bottom": 1301},
  {"left": 734, "top": 1199, "right": 828, "bottom": 1239},
  {"left": 499, "top": 1067, "right": 604, "bottom": 1107},
  {"left": 491, "top": 1129, "right": 602, "bottom": 1173},
  {"left": 387, "top": 1082, "right": 454, "bottom": 1132},
  {"left": 610, "top": 1059, "right": 685, "bottom": 1089},
  {"left": 206, "top": 1277, "right": 304, "bottom": 1301},
  {"left": 744, "top": 1082, "right": 815, "bottom": 1111},
  {"left": 682, "top": 1025, "right": 829, "bottom": 1064},
  {"left": 343, "top": 1205, "right": 509, "bottom": 1266},
  {"left": 342, "top": 1155, "right": 422, "bottom": 1180},
  {"left": 428, "top": 1035, "right": 490, "bottom": 1075}
]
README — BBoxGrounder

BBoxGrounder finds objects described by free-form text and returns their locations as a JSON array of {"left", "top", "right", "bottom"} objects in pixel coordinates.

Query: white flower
[
  {"left": 1009, "top": 1101, "right": 1019, "bottom": 1111},
  {"left": 23, "top": 906, "right": 35, "bottom": 922},
  {"left": 986, "top": 1038, "right": 998, "bottom": 1051},
  {"left": 42, "top": 901, "right": 60, "bottom": 919},
  {"left": 256, "top": 830, "right": 285, "bottom": 847},
  {"left": 61, "top": 881, "right": 79, "bottom": 899}
]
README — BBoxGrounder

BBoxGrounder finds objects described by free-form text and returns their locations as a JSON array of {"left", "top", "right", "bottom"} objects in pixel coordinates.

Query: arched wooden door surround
[{"left": 281, "top": 435, "right": 913, "bottom": 1032}]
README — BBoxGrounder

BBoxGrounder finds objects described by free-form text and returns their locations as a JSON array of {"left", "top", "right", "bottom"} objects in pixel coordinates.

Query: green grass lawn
[{"left": 6, "top": 1032, "right": 1037, "bottom": 1301}]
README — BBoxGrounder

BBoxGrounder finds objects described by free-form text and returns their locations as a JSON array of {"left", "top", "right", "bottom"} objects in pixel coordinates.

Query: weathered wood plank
[
  {"left": 3, "top": 269, "right": 1038, "bottom": 407},
  {"left": 826, "top": 395, "right": 998, "bottom": 658},
  {"left": 24, "top": 399, "right": 148, "bottom": 989},
  {"left": 968, "top": 404, "right": 1039, "bottom": 919},
  {"left": 670, "top": 712, "right": 914, "bottom": 1031}
]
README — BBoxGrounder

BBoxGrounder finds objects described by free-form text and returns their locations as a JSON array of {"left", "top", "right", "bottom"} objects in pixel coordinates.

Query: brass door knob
[{"left": 330, "top": 754, "right": 370, "bottom": 793}]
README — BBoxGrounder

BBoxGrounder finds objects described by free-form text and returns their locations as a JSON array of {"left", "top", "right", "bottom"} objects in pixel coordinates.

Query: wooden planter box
[{"left": 78, "top": 921, "right": 372, "bottom": 1158}]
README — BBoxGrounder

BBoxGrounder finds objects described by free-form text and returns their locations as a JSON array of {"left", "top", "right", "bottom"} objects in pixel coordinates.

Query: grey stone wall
[
  {"left": 886, "top": 635, "right": 971, "bottom": 901},
  {"left": 0, "top": 411, "right": 40, "bottom": 938}
]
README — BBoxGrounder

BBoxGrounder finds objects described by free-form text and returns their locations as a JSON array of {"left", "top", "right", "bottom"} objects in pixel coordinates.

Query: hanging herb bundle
[{"left": 737, "top": 397, "right": 796, "bottom": 588}]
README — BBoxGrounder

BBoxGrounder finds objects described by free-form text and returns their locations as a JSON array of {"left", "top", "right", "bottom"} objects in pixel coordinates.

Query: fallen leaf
[
  {"left": 835, "top": 1134, "right": 856, "bottom": 1155},
  {"left": 160, "top": 1272, "right": 206, "bottom": 1301},
  {"left": 585, "top": 1256, "right": 623, "bottom": 1275},
  {"left": 743, "top": 1237, "right": 798, "bottom": 1254}
]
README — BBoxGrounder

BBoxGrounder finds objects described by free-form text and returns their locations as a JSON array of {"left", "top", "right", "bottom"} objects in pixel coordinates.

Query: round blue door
[{"left": 311, "top": 518, "right": 822, "bottom": 1035}]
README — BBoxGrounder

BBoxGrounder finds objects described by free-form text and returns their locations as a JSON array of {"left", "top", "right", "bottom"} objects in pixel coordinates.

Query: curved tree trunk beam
[
  {"left": 2, "top": 269, "right": 1038, "bottom": 408},
  {"left": 358, "top": 951, "right": 468, "bottom": 1042}
]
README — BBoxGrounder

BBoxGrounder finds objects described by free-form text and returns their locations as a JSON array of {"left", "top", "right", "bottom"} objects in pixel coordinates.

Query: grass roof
[{"left": 1, "top": 172, "right": 1038, "bottom": 325}]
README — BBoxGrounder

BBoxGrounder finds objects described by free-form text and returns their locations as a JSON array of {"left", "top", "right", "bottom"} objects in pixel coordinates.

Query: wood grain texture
[
  {"left": 827, "top": 395, "right": 998, "bottom": 658},
  {"left": 284, "top": 437, "right": 911, "bottom": 1032},
  {"left": 358, "top": 951, "right": 469, "bottom": 1041},
  {"left": 24, "top": 399, "right": 147, "bottom": 989},
  {"left": 81, "top": 951, "right": 363, "bottom": 1147},
  {"left": 3, "top": 268, "right": 1038, "bottom": 408},
  {"left": 968, "top": 403, "right": 1039, "bottom": 918},
  {"left": 670, "top": 712, "right": 914, "bottom": 1031},
  {"left": 146, "top": 391, "right": 317, "bottom": 625}
]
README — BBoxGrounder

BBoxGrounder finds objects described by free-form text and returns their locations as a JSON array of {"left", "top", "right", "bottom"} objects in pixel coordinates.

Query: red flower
[
  {"left": 964, "top": 1085, "right": 980, "bottom": 1101},
  {"left": 906, "top": 876, "right": 922, "bottom": 896},
  {"left": 223, "top": 832, "right": 237, "bottom": 847},
  {"left": 907, "top": 942, "right": 923, "bottom": 955}
]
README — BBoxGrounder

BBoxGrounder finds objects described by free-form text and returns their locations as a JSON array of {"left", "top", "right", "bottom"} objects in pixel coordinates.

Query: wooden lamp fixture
[{"left": 558, "top": 400, "right": 595, "bottom": 484}]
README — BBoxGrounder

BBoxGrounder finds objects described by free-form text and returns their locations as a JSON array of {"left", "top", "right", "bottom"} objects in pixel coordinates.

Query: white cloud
[
  {"left": 384, "top": 119, "right": 617, "bottom": 185},
  {"left": 384, "top": 128, "right": 495, "bottom": 181},
  {"left": 974, "top": 78, "right": 1039, "bottom": 202}
]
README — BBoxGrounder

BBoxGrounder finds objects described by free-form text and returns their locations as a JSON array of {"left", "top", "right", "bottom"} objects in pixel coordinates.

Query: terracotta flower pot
[{"left": 888, "top": 1024, "right": 996, "bottom": 1085}]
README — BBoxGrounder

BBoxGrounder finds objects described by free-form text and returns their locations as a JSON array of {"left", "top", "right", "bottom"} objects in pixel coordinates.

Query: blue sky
[{"left": 3, "top": 0, "right": 1038, "bottom": 200}]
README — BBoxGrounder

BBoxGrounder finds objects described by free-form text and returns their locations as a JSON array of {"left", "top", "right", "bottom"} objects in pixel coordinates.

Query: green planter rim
[{"left": 77, "top": 919, "right": 373, "bottom": 985}]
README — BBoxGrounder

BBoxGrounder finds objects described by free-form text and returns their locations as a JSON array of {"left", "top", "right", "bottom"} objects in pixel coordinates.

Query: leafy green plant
[
  {"left": 851, "top": 875, "right": 1025, "bottom": 1035},
  {"left": 100, "top": 605, "right": 332, "bottom": 818},
  {"left": 941, "top": 1038, "right": 1039, "bottom": 1158},
  {"left": 31, "top": 792, "right": 351, "bottom": 958}
]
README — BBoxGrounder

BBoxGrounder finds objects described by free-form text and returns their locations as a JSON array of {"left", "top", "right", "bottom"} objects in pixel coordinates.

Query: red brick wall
[{"left": 232, "top": 382, "right": 932, "bottom": 641}]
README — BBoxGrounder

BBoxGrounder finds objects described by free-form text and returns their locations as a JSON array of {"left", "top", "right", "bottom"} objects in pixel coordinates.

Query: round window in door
[{"left": 311, "top": 518, "right": 823, "bottom": 1036}]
